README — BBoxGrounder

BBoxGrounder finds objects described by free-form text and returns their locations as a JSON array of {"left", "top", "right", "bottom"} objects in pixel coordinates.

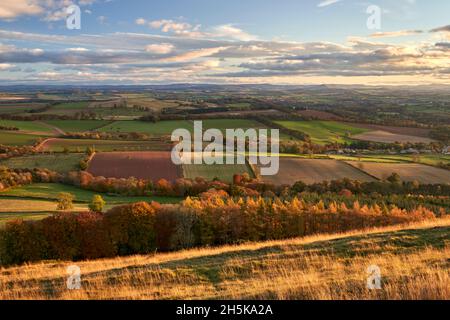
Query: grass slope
[{"left": 0, "top": 218, "right": 448, "bottom": 299}]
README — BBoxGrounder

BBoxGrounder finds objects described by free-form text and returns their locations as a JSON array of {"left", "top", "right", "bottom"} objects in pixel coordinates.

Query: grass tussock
[{"left": 0, "top": 217, "right": 448, "bottom": 300}]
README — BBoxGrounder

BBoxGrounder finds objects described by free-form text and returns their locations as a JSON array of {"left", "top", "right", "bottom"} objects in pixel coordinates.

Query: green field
[
  {"left": 201, "top": 119, "right": 265, "bottom": 132},
  {"left": 0, "top": 154, "right": 84, "bottom": 173},
  {"left": 0, "top": 131, "right": 46, "bottom": 146},
  {"left": 43, "top": 120, "right": 111, "bottom": 133},
  {"left": 98, "top": 120, "right": 193, "bottom": 135},
  {"left": 39, "top": 102, "right": 89, "bottom": 115},
  {"left": 276, "top": 120, "right": 368, "bottom": 145},
  {"left": 42, "top": 138, "right": 171, "bottom": 152},
  {"left": 98, "top": 119, "right": 268, "bottom": 136},
  {"left": 0, "top": 183, "right": 182, "bottom": 204},
  {"left": 0, "top": 120, "right": 54, "bottom": 133},
  {"left": 182, "top": 160, "right": 255, "bottom": 182}
]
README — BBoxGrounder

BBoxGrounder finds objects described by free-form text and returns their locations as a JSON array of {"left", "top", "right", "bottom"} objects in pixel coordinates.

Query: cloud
[
  {"left": 0, "top": 24, "right": 449, "bottom": 84},
  {"left": 163, "top": 47, "right": 228, "bottom": 62},
  {"left": 0, "top": 0, "right": 98, "bottom": 21},
  {"left": 0, "top": 0, "right": 43, "bottom": 19},
  {"left": 145, "top": 43, "right": 174, "bottom": 54},
  {"left": 0, "top": 63, "right": 16, "bottom": 70},
  {"left": 213, "top": 25, "right": 257, "bottom": 41},
  {"left": 430, "top": 25, "right": 450, "bottom": 33},
  {"left": 317, "top": 0, "right": 341, "bottom": 8},
  {"left": 369, "top": 30, "right": 423, "bottom": 38},
  {"left": 147, "top": 19, "right": 202, "bottom": 37},
  {"left": 135, "top": 18, "right": 147, "bottom": 25}
]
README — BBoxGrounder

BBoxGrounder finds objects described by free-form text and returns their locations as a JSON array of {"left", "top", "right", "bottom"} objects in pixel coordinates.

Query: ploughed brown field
[
  {"left": 261, "top": 158, "right": 376, "bottom": 185},
  {"left": 346, "top": 161, "right": 450, "bottom": 184},
  {"left": 87, "top": 151, "right": 181, "bottom": 182}
]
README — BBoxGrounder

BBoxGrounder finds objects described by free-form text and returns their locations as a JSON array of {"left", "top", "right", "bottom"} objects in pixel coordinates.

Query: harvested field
[
  {"left": 352, "top": 130, "right": 435, "bottom": 144},
  {"left": 261, "top": 158, "right": 376, "bottom": 185},
  {"left": 38, "top": 138, "right": 172, "bottom": 152},
  {"left": 346, "top": 161, "right": 450, "bottom": 184},
  {"left": 87, "top": 151, "right": 181, "bottom": 182}
]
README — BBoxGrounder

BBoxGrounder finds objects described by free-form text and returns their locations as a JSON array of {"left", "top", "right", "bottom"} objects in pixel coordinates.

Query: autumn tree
[
  {"left": 57, "top": 192, "right": 75, "bottom": 211},
  {"left": 89, "top": 195, "right": 106, "bottom": 212}
]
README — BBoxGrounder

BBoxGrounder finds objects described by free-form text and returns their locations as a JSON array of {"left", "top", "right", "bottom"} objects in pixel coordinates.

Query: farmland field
[
  {"left": 98, "top": 119, "right": 268, "bottom": 136},
  {"left": 275, "top": 120, "right": 368, "bottom": 145},
  {"left": 346, "top": 162, "right": 450, "bottom": 184},
  {"left": 0, "top": 154, "right": 84, "bottom": 173},
  {"left": 0, "top": 131, "right": 46, "bottom": 146},
  {"left": 0, "top": 120, "right": 55, "bottom": 134},
  {"left": 0, "top": 198, "right": 86, "bottom": 213},
  {"left": 0, "top": 103, "right": 48, "bottom": 114},
  {"left": 182, "top": 161, "right": 255, "bottom": 182},
  {"left": 43, "top": 120, "right": 112, "bottom": 133},
  {"left": 261, "top": 158, "right": 376, "bottom": 185},
  {"left": 87, "top": 151, "right": 181, "bottom": 182},
  {"left": 39, "top": 138, "right": 172, "bottom": 152},
  {"left": 98, "top": 120, "right": 192, "bottom": 135},
  {"left": 0, "top": 183, "right": 181, "bottom": 204},
  {"left": 351, "top": 130, "right": 436, "bottom": 144},
  {"left": 40, "top": 102, "right": 89, "bottom": 115}
]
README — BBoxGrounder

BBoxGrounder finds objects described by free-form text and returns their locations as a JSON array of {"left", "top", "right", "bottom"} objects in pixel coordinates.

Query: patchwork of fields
[{"left": 276, "top": 120, "right": 436, "bottom": 144}]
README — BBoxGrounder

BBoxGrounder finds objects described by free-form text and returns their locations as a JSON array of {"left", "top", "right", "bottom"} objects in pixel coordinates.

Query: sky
[{"left": 0, "top": 0, "right": 449, "bottom": 85}]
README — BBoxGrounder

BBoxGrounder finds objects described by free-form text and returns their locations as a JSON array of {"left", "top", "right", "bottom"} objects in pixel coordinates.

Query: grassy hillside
[{"left": 0, "top": 218, "right": 447, "bottom": 300}]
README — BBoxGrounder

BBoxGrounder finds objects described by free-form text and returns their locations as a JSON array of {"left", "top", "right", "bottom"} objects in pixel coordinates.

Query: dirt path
[
  {"left": 36, "top": 121, "right": 66, "bottom": 136},
  {"left": 34, "top": 137, "right": 57, "bottom": 151}
]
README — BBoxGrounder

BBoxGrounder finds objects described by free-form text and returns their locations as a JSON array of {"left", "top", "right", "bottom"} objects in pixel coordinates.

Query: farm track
[{"left": 36, "top": 121, "right": 66, "bottom": 136}]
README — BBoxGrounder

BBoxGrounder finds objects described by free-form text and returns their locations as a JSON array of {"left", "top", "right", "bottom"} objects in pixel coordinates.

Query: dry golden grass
[{"left": 0, "top": 218, "right": 448, "bottom": 300}]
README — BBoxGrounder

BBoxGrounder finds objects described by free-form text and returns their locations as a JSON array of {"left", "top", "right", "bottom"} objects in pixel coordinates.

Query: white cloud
[
  {"left": 0, "top": 63, "right": 15, "bottom": 70},
  {"left": 145, "top": 43, "right": 174, "bottom": 54},
  {"left": 317, "top": 0, "right": 341, "bottom": 8},
  {"left": 0, "top": 0, "right": 43, "bottom": 19},
  {"left": 213, "top": 25, "right": 257, "bottom": 41},
  {"left": 135, "top": 18, "right": 147, "bottom": 25},
  {"left": 148, "top": 19, "right": 202, "bottom": 37}
]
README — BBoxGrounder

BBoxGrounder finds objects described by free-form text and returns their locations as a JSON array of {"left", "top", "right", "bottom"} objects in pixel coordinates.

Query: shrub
[
  {"left": 89, "top": 195, "right": 106, "bottom": 212},
  {"left": 57, "top": 192, "right": 75, "bottom": 210}
]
